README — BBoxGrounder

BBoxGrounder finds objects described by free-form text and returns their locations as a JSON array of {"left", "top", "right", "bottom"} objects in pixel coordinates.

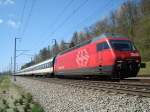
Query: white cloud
[
  {"left": 6, "top": 19, "right": 19, "bottom": 28},
  {"left": 0, "top": 0, "right": 15, "bottom": 5},
  {"left": 0, "top": 19, "right": 3, "bottom": 24}
]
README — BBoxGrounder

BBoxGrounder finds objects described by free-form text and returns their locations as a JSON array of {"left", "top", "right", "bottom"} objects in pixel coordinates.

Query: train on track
[{"left": 15, "top": 33, "right": 145, "bottom": 79}]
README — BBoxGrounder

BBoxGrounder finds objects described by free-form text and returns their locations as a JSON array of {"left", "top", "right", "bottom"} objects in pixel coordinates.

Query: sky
[{"left": 0, "top": 0, "right": 127, "bottom": 72}]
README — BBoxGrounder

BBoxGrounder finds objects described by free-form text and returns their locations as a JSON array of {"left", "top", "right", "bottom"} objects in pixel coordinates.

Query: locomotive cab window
[
  {"left": 96, "top": 42, "right": 109, "bottom": 51},
  {"left": 110, "top": 40, "right": 136, "bottom": 51}
]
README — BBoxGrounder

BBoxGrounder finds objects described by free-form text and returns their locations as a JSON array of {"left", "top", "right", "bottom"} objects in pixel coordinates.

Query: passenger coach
[{"left": 16, "top": 58, "right": 54, "bottom": 76}]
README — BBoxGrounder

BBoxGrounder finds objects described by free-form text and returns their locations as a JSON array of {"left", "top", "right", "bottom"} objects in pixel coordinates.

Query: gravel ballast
[{"left": 13, "top": 77, "right": 150, "bottom": 112}]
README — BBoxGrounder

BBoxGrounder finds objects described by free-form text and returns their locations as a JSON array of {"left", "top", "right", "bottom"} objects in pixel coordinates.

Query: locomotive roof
[
  {"left": 59, "top": 33, "right": 128, "bottom": 55},
  {"left": 92, "top": 33, "right": 128, "bottom": 42},
  {"left": 99, "top": 33, "right": 127, "bottom": 38}
]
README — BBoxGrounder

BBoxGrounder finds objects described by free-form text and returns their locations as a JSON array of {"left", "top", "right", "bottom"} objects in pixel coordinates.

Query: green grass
[
  {"left": 0, "top": 76, "right": 10, "bottom": 92},
  {"left": 0, "top": 75, "right": 45, "bottom": 112},
  {"left": 31, "top": 103, "right": 45, "bottom": 112},
  {"left": 138, "top": 62, "right": 150, "bottom": 76}
]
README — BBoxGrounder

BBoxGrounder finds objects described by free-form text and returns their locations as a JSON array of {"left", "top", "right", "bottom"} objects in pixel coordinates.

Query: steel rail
[{"left": 18, "top": 77, "right": 150, "bottom": 97}]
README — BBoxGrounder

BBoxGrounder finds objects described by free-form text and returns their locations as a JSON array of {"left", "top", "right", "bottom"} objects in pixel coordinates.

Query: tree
[
  {"left": 21, "top": 0, "right": 150, "bottom": 69},
  {"left": 109, "top": 11, "right": 117, "bottom": 33},
  {"left": 39, "top": 48, "right": 50, "bottom": 61},
  {"left": 60, "top": 40, "right": 68, "bottom": 52},
  {"left": 78, "top": 32, "right": 86, "bottom": 43},
  {"left": 92, "top": 17, "right": 111, "bottom": 36},
  {"left": 84, "top": 27, "right": 93, "bottom": 40},
  {"left": 70, "top": 32, "right": 79, "bottom": 47},
  {"left": 140, "top": 0, "right": 150, "bottom": 16}
]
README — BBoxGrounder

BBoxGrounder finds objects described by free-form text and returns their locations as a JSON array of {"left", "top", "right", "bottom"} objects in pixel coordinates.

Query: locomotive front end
[{"left": 109, "top": 39, "right": 141, "bottom": 78}]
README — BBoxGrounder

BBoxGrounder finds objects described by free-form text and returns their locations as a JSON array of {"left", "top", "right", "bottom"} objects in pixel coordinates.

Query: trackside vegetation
[
  {"left": 21, "top": 0, "right": 150, "bottom": 70},
  {"left": 0, "top": 75, "right": 45, "bottom": 112},
  {"left": 139, "top": 62, "right": 150, "bottom": 76}
]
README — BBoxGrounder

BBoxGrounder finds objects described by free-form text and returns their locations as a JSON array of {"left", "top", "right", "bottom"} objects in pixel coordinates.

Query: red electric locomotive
[{"left": 54, "top": 33, "right": 142, "bottom": 79}]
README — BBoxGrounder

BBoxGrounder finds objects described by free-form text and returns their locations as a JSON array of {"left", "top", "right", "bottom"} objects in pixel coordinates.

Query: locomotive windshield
[{"left": 110, "top": 40, "right": 136, "bottom": 51}]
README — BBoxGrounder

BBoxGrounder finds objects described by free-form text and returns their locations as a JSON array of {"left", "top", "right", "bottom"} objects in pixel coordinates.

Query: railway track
[{"left": 20, "top": 77, "right": 150, "bottom": 97}]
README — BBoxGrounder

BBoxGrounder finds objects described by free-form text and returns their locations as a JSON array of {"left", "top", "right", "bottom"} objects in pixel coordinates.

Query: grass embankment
[
  {"left": 0, "top": 75, "right": 44, "bottom": 112},
  {"left": 138, "top": 62, "right": 150, "bottom": 76}
]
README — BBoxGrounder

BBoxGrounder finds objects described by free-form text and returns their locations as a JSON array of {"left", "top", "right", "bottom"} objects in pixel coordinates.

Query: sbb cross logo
[{"left": 76, "top": 49, "right": 89, "bottom": 67}]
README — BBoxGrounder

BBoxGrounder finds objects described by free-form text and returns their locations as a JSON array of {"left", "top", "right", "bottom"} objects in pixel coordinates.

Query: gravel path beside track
[{"left": 13, "top": 77, "right": 150, "bottom": 112}]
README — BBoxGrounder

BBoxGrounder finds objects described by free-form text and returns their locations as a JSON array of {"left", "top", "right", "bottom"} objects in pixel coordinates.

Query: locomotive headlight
[
  {"left": 116, "top": 60, "right": 123, "bottom": 69},
  {"left": 136, "top": 60, "right": 140, "bottom": 63},
  {"left": 116, "top": 60, "right": 123, "bottom": 63},
  {"left": 117, "top": 63, "right": 122, "bottom": 67},
  {"left": 116, "top": 59, "right": 124, "bottom": 70}
]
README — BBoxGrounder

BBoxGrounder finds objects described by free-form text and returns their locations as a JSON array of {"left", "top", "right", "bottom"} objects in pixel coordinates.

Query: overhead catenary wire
[
  {"left": 32, "top": 0, "right": 75, "bottom": 51},
  {"left": 17, "top": 0, "right": 28, "bottom": 37},
  {"left": 50, "top": 0, "right": 89, "bottom": 35},
  {"left": 38, "top": 0, "right": 74, "bottom": 39},
  {"left": 64, "top": 0, "right": 113, "bottom": 36},
  {"left": 9, "top": 0, "right": 27, "bottom": 47},
  {"left": 13, "top": 0, "right": 28, "bottom": 53},
  {"left": 17, "top": 0, "right": 37, "bottom": 64},
  {"left": 20, "top": 0, "right": 37, "bottom": 40},
  {"left": 14, "top": 0, "right": 37, "bottom": 69},
  {"left": 11, "top": 0, "right": 27, "bottom": 70},
  {"left": 73, "top": 0, "right": 113, "bottom": 30},
  {"left": 36, "top": 0, "right": 89, "bottom": 50},
  {"left": 32, "top": 0, "right": 115, "bottom": 55},
  {"left": 30, "top": 0, "right": 114, "bottom": 61}
]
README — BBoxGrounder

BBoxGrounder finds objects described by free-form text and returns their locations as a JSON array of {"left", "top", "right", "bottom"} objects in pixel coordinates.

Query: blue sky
[{"left": 0, "top": 0, "right": 127, "bottom": 72}]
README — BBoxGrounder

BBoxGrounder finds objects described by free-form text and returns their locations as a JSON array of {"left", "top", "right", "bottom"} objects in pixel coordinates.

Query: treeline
[
  {"left": 21, "top": 0, "right": 150, "bottom": 69},
  {"left": 0, "top": 71, "right": 11, "bottom": 76}
]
